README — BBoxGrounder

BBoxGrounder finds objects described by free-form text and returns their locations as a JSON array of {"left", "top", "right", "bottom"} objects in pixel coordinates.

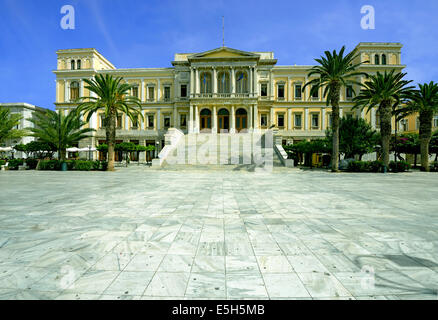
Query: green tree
[
  {"left": 303, "top": 46, "right": 368, "bottom": 172},
  {"left": 115, "top": 142, "right": 137, "bottom": 167},
  {"left": 326, "top": 117, "right": 379, "bottom": 160},
  {"left": 28, "top": 109, "right": 94, "bottom": 161},
  {"left": 0, "top": 107, "right": 28, "bottom": 144},
  {"left": 396, "top": 82, "right": 438, "bottom": 171},
  {"left": 353, "top": 70, "right": 414, "bottom": 171},
  {"left": 76, "top": 74, "right": 143, "bottom": 171}
]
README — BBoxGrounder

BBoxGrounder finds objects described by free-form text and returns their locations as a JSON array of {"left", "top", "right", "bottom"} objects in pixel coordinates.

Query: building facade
[
  {"left": 54, "top": 43, "right": 432, "bottom": 162},
  {"left": 0, "top": 103, "right": 49, "bottom": 158}
]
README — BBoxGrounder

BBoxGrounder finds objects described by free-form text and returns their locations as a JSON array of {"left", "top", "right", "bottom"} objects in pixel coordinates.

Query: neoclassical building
[{"left": 54, "top": 42, "right": 429, "bottom": 162}]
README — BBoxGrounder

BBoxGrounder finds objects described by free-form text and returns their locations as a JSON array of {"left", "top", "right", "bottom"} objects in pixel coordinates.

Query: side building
[{"left": 53, "top": 43, "right": 432, "bottom": 162}]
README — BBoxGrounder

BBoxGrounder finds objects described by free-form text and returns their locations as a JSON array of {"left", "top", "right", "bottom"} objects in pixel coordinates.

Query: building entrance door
[
  {"left": 200, "top": 108, "right": 212, "bottom": 131},
  {"left": 235, "top": 108, "right": 248, "bottom": 132},
  {"left": 217, "top": 108, "right": 230, "bottom": 133}
]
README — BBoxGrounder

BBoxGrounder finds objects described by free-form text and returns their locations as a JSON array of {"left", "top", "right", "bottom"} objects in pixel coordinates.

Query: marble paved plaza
[{"left": 0, "top": 168, "right": 437, "bottom": 300}]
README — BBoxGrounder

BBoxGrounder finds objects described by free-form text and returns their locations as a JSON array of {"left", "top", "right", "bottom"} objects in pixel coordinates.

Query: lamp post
[
  {"left": 88, "top": 145, "right": 91, "bottom": 161},
  {"left": 156, "top": 141, "right": 160, "bottom": 158}
]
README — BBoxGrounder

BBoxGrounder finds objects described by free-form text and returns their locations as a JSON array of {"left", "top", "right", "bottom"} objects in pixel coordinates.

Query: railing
[{"left": 191, "top": 93, "right": 256, "bottom": 99}]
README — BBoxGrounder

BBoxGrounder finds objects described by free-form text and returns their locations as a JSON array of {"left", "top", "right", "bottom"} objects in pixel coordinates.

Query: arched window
[
  {"left": 381, "top": 54, "right": 387, "bottom": 65},
  {"left": 217, "top": 71, "right": 230, "bottom": 93},
  {"left": 71, "top": 60, "right": 75, "bottom": 70},
  {"left": 236, "top": 71, "right": 248, "bottom": 93},
  {"left": 200, "top": 72, "right": 212, "bottom": 94},
  {"left": 374, "top": 54, "right": 380, "bottom": 65},
  {"left": 77, "top": 59, "right": 81, "bottom": 69},
  {"left": 70, "top": 81, "right": 80, "bottom": 100}
]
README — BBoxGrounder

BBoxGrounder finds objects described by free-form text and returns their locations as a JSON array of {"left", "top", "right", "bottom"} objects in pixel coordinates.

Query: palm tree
[
  {"left": 0, "top": 107, "right": 28, "bottom": 144},
  {"left": 353, "top": 70, "right": 414, "bottom": 172},
  {"left": 76, "top": 74, "right": 143, "bottom": 171},
  {"left": 397, "top": 82, "right": 438, "bottom": 171},
  {"left": 303, "top": 46, "right": 368, "bottom": 172},
  {"left": 28, "top": 109, "right": 94, "bottom": 161}
]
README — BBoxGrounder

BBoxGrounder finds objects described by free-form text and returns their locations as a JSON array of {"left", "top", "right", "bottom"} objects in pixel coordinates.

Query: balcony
[{"left": 191, "top": 93, "right": 257, "bottom": 99}]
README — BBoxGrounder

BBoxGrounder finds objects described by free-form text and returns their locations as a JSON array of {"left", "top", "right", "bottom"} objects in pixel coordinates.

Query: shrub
[
  {"left": 74, "top": 160, "right": 94, "bottom": 171},
  {"left": 100, "top": 161, "right": 108, "bottom": 171},
  {"left": 37, "top": 159, "right": 61, "bottom": 170},
  {"left": 7, "top": 159, "right": 24, "bottom": 170},
  {"left": 347, "top": 160, "right": 384, "bottom": 173},
  {"left": 431, "top": 162, "right": 438, "bottom": 172},
  {"left": 368, "top": 160, "right": 384, "bottom": 173},
  {"left": 0, "top": 160, "right": 6, "bottom": 166},
  {"left": 25, "top": 158, "right": 39, "bottom": 169},
  {"left": 389, "top": 161, "right": 410, "bottom": 172}
]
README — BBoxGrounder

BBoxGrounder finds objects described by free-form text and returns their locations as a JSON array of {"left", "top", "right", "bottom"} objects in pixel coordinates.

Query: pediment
[{"left": 189, "top": 47, "right": 260, "bottom": 60}]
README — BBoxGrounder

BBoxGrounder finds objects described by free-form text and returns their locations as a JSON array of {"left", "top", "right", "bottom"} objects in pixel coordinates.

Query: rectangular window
[
  {"left": 433, "top": 116, "right": 438, "bottom": 127},
  {"left": 131, "top": 117, "right": 138, "bottom": 129},
  {"left": 294, "top": 114, "right": 302, "bottom": 128},
  {"left": 416, "top": 117, "right": 420, "bottom": 130},
  {"left": 277, "top": 114, "right": 285, "bottom": 127},
  {"left": 312, "top": 86, "right": 319, "bottom": 99},
  {"left": 148, "top": 87, "right": 155, "bottom": 101},
  {"left": 164, "top": 86, "right": 171, "bottom": 100},
  {"left": 278, "top": 84, "right": 285, "bottom": 99},
  {"left": 261, "top": 83, "right": 268, "bottom": 97},
  {"left": 345, "top": 112, "right": 354, "bottom": 119},
  {"left": 132, "top": 86, "right": 139, "bottom": 98},
  {"left": 401, "top": 119, "right": 408, "bottom": 131},
  {"left": 116, "top": 115, "right": 122, "bottom": 129},
  {"left": 180, "top": 114, "right": 187, "bottom": 128},
  {"left": 180, "top": 84, "right": 187, "bottom": 97},
  {"left": 312, "top": 113, "right": 319, "bottom": 128},
  {"left": 295, "top": 84, "right": 302, "bottom": 100},
  {"left": 164, "top": 116, "right": 171, "bottom": 129},
  {"left": 260, "top": 114, "right": 268, "bottom": 127},
  {"left": 99, "top": 115, "right": 106, "bottom": 128},
  {"left": 346, "top": 85, "right": 353, "bottom": 99},
  {"left": 147, "top": 115, "right": 154, "bottom": 129},
  {"left": 327, "top": 113, "right": 332, "bottom": 127}
]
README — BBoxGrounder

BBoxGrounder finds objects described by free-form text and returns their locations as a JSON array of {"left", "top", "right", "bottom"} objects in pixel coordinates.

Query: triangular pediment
[{"left": 189, "top": 47, "right": 260, "bottom": 60}]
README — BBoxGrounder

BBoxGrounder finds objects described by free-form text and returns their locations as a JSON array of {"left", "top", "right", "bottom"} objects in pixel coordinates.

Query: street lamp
[{"left": 156, "top": 141, "right": 160, "bottom": 158}]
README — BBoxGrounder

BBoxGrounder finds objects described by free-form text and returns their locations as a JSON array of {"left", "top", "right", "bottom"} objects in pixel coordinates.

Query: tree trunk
[
  {"left": 379, "top": 100, "right": 392, "bottom": 172},
  {"left": 60, "top": 149, "right": 67, "bottom": 162},
  {"left": 330, "top": 83, "right": 341, "bottom": 172},
  {"left": 419, "top": 110, "right": 433, "bottom": 172},
  {"left": 106, "top": 109, "right": 116, "bottom": 171}
]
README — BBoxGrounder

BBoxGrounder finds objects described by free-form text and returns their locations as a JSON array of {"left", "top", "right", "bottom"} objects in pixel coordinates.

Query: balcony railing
[{"left": 191, "top": 93, "right": 256, "bottom": 99}]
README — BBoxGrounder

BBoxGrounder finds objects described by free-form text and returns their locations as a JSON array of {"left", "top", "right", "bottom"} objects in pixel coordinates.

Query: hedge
[
  {"left": 6, "top": 159, "right": 24, "bottom": 170},
  {"left": 37, "top": 160, "right": 108, "bottom": 171},
  {"left": 347, "top": 160, "right": 384, "bottom": 173},
  {"left": 389, "top": 161, "right": 410, "bottom": 172},
  {"left": 25, "top": 158, "right": 39, "bottom": 170},
  {"left": 431, "top": 162, "right": 438, "bottom": 172}
]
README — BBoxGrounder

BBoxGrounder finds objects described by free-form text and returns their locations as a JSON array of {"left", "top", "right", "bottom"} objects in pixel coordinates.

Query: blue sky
[{"left": 1, "top": 0, "right": 437, "bottom": 110}]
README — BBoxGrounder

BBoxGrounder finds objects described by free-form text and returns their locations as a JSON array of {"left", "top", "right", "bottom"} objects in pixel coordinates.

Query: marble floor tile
[
  {"left": 256, "top": 256, "right": 293, "bottom": 273},
  {"left": 103, "top": 271, "right": 154, "bottom": 296},
  {"left": 192, "top": 256, "right": 225, "bottom": 273},
  {"left": 185, "top": 272, "right": 226, "bottom": 298},
  {"left": 226, "top": 274, "right": 268, "bottom": 298},
  {"left": 143, "top": 272, "right": 189, "bottom": 297},
  {"left": 158, "top": 255, "right": 194, "bottom": 272},
  {"left": 124, "top": 254, "right": 164, "bottom": 272},
  {"left": 262, "top": 273, "right": 310, "bottom": 298},
  {"left": 62, "top": 270, "right": 120, "bottom": 294},
  {"left": 91, "top": 252, "right": 133, "bottom": 271},
  {"left": 297, "top": 272, "right": 353, "bottom": 298},
  {"left": 225, "top": 256, "right": 260, "bottom": 274},
  {"left": 287, "top": 255, "right": 329, "bottom": 273}
]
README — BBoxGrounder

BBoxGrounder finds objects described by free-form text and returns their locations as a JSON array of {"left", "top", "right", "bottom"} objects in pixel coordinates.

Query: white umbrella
[
  {"left": 78, "top": 147, "right": 97, "bottom": 152},
  {"left": 0, "top": 147, "right": 13, "bottom": 152},
  {"left": 66, "top": 147, "right": 80, "bottom": 152}
]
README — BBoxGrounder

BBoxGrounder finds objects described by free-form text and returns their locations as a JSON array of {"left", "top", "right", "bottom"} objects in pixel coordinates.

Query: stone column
[
  {"left": 141, "top": 79, "right": 145, "bottom": 101},
  {"left": 288, "top": 108, "right": 292, "bottom": 131},
  {"left": 339, "top": 108, "right": 343, "bottom": 119},
  {"left": 304, "top": 108, "right": 309, "bottom": 130},
  {"left": 231, "top": 105, "right": 236, "bottom": 133},
  {"left": 190, "top": 68, "right": 194, "bottom": 97},
  {"left": 322, "top": 108, "right": 326, "bottom": 130},
  {"left": 157, "top": 109, "right": 161, "bottom": 131},
  {"left": 213, "top": 105, "right": 217, "bottom": 133},
  {"left": 270, "top": 107, "right": 275, "bottom": 127},
  {"left": 231, "top": 67, "right": 235, "bottom": 95},
  {"left": 195, "top": 105, "right": 200, "bottom": 133},
  {"left": 253, "top": 104, "right": 258, "bottom": 130},
  {"left": 173, "top": 105, "right": 178, "bottom": 128},
  {"left": 250, "top": 67, "right": 253, "bottom": 94},
  {"left": 213, "top": 67, "right": 217, "bottom": 95},
  {"left": 249, "top": 105, "right": 253, "bottom": 130},
  {"left": 189, "top": 105, "right": 194, "bottom": 133},
  {"left": 195, "top": 68, "right": 200, "bottom": 95},
  {"left": 254, "top": 68, "right": 258, "bottom": 97},
  {"left": 64, "top": 80, "right": 69, "bottom": 102},
  {"left": 371, "top": 108, "right": 376, "bottom": 129},
  {"left": 270, "top": 71, "right": 274, "bottom": 99},
  {"left": 157, "top": 79, "right": 161, "bottom": 102},
  {"left": 125, "top": 114, "right": 129, "bottom": 130},
  {"left": 80, "top": 80, "right": 84, "bottom": 98}
]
